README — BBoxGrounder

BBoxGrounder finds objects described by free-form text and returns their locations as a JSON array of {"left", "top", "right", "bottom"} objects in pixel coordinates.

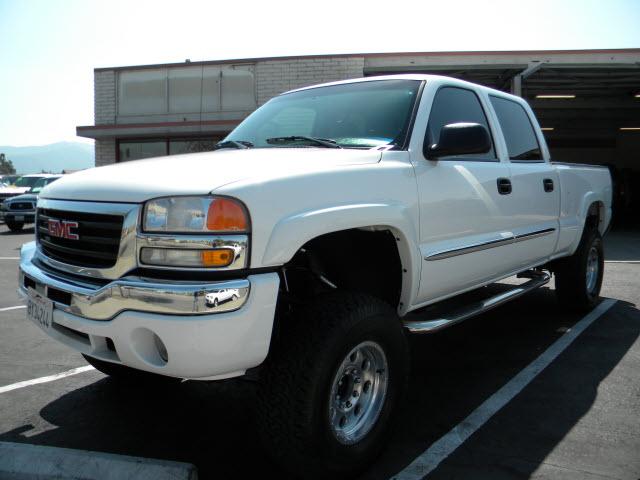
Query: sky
[{"left": 0, "top": 0, "right": 639, "bottom": 147}]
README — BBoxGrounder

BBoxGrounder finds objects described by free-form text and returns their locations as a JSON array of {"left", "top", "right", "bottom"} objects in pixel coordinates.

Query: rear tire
[
  {"left": 6, "top": 220, "right": 24, "bottom": 232},
  {"left": 554, "top": 227, "right": 604, "bottom": 312},
  {"left": 256, "top": 292, "right": 409, "bottom": 479}
]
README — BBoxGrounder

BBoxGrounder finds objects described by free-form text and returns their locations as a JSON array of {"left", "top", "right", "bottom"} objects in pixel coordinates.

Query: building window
[
  {"left": 117, "top": 65, "right": 255, "bottom": 117},
  {"left": 118, "top": 140, "right": 167, "bottom": 162},
  {"left": 117, "top": 137, "right": 223, "bottom": 162},
  {"left": 118, "top": 69, "right": 167, "bottom": 115},
  {"left": 169, "top": 139, "right": 217, "bottom": 155},
  {"left": 169, "top": 67, "right": 203, "bottom": 114}
]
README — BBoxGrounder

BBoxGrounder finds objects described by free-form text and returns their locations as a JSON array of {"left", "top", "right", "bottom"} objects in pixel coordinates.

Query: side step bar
[{"left": 402, "top": 270, "right": 551, "bottom": 334}]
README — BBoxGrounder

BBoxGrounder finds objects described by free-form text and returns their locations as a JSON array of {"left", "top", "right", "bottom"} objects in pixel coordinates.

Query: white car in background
[
  {"left": 1, "top": 175, "right": 58, "bottom": 224},
  {"left": 1, "top": 175, "right": 63, "bottom": 231},
  {"left": 205, "top": 289, "right": 240, "bottom": 307}
]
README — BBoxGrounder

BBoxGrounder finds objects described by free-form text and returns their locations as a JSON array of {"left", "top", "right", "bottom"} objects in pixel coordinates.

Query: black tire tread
[
  {"left": 554, "top": 227, "right": 604, "bottom": 312},
  {"left": 256, "top": 292, "right": 408, "bottom": 478},
  {"left": 6, "top": 220, "right": 24, "bottom": 232}
]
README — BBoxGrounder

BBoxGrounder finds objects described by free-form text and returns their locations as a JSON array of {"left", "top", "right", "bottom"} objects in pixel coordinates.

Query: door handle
[
  {"left": 543, "top": 178, "right": 554, "bottom": 192},
  {"left": 497, "top": 178, "right": 512, "bottom": 195}
]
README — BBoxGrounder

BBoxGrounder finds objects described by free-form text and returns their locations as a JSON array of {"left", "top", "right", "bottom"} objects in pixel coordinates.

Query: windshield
[
  {"left": 226, "top": 79, "right": 421, "bottom": 149},
  {"left": 29, "top": 176, "right": 59, "bottom": 193},
  {"left": 13, "top": 176, "right": 42, "bottom": 188}
]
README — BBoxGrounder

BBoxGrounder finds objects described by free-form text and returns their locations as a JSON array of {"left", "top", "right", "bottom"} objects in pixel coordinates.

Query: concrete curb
[{"left": 0, "top": 442, "right": 198, "bottom": 480}]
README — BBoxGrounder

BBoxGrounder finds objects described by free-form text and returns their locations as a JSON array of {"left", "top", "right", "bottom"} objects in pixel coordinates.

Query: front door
[{"left": 413, "top": 86, "right": 521, "bottom": 305}]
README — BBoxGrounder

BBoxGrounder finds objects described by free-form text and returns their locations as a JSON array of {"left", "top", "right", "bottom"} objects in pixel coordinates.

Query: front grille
[
  {"left": 36, "top": 208, "right": 124, "bottom": 268},
  {"left": 10, "top": 202, "right": 33, "bottom": 211}
]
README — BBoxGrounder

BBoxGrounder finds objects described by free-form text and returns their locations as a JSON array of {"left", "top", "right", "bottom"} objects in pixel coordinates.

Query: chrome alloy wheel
[
  {"left": 329, "top": 341, "right": 388, "bottom": 445},
  {"left": 585, "top": 246, "right": 600, "bottom": 294}
]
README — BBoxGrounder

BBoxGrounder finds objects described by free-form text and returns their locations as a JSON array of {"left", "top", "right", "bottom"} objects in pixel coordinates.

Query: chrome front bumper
[{"left": 19, "top": 241, "right": 250, "bottom": 320}]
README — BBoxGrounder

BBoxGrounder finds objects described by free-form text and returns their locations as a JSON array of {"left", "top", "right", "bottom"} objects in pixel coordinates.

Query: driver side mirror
[{"left": 425, "top": 122, "right": 491, "bottom": 159}]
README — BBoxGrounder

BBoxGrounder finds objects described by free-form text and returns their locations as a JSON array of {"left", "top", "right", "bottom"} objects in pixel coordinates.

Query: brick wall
[
  {"left": 95, "top": 139, "right": 116, "bottom": 167},
  {"left": 93, "top": 70, "right": 116, "bottom": 166},
  {"left": 94, "top": 70, "right": 116, "bottom": 125},
  {"left": 255, "top": 56, "right": 365, "bottom": 105}
]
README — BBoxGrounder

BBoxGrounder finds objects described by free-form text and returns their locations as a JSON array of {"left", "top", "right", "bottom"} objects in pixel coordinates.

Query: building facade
[{"left": 78, "top": 49, "right": 640, "bottom": 184}]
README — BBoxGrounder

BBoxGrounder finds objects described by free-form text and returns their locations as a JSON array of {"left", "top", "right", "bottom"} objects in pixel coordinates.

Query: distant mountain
[{"left": 0, "top": 142, "right": 94, "bottom": 174}]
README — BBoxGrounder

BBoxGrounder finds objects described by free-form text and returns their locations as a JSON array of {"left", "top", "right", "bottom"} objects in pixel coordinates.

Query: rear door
[{"left": 488, "top": 95, "right": 560, "bottom": 268}]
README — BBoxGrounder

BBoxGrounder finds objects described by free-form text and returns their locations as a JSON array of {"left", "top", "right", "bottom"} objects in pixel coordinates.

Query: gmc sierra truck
[{"left": 19, "top": 75, "right": 611, "bottom": 478}]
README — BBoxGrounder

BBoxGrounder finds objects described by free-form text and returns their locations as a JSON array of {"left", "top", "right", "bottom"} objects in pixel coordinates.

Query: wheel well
[
  {"left": 279, "top": 228, "right": 403, "bottom": 309},
  {"left": 586, "top": 201, "right": 604, "bottom": 232}
]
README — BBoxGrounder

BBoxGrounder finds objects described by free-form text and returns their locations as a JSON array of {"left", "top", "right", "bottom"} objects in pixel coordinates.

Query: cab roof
[{"left": 283, "top": 74, "right": 525, "bottom": 105}]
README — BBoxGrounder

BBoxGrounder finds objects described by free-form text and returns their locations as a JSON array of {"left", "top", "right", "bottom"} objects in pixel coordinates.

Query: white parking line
[
  {"left": 0, "top": 365, "right": 96, "bottom": 395},
  {"left": 605, "top": 260, "right": 640, "bottom": 264},
  {"left": 0, "top": 305, "right": 25, "bottom": 312},
  {"left": 391, "top": 298, "right": 617, "bottom": 480},
  {"left": 0, "top": 257, "right": 20, "bottom": 260}
]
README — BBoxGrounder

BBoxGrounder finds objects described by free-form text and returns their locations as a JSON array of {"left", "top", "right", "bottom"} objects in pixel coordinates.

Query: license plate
[
  {"left": 15, "top": 215, "right": 24, "bottom": 221},
  {"left": 27, "top": 288, "right": 54, "bottom": 331}
]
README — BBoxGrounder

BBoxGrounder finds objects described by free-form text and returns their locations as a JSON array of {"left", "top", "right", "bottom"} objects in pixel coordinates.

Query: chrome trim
[
  {"left": 425, "top": 236, "right": 513, "bottom": 261},
  {"left": 20, "top": 241, "right": 250, "bottom": 320},
  {"left": 136, "top": 234, "right": 248, "bottom": 271},
  {"left": 425, "top": 228, "right": 556, "bottom": 261},
  {"left": 403, "top": 270, "right": 551, "bottom": 333},
  {"left": 35, "top": 199, "right": 250, "bottom": 279},
  {"left": 36, "top": 198, "right": 140, "bottom": 280},
  {"left": 513, "top": 228, "right": 556, "bottom": 243}
]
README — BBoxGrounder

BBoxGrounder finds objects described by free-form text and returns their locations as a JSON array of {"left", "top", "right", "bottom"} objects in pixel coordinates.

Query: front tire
[
  {"left": 6, "top": 220, "right": 24, "bottom": 232},
  {"left": 554, "top": 227, "right": 604, "bottom": 311},
  {"left": 256, "top": 292, "right": 409, "bottom": 478}
]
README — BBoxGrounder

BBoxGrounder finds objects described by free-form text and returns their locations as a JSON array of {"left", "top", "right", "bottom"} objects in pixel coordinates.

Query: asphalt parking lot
[{"left": 1, "top": 224, "right": 639, "bottom": 480}]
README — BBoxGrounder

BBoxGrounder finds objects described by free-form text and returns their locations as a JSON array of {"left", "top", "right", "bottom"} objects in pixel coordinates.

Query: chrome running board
[{"left": 402, "top": 270, "right": 551, "bottom": 334}]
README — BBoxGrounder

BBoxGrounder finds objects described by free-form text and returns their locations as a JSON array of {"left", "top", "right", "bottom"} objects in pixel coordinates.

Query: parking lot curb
[{"left": 0, "top": 441, "right": 198, "bottom": 479}]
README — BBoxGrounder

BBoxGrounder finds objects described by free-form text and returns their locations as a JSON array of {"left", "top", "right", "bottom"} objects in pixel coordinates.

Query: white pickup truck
[{"left": 19, "top": 75, "right": 611, "bottom": 477}]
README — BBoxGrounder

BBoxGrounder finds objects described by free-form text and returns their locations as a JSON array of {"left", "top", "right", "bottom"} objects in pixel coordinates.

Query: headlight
[
  {"left": 143, "top": 196, "right": 249, "bottom": 233},
  {"left": 140, "top": 196, "right": 249, "bottom": 269}
]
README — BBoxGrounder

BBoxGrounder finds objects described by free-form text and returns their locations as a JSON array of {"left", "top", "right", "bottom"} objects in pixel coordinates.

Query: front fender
[{"left": 261, "top": 202, "right": 420, "bottom": 315}]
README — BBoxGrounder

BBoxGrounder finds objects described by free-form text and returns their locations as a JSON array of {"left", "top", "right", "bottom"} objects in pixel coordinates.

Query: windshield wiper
[
  {"left": 265, "top": 136, "right": 342, "bottom": 149},
  {"left": 213, "top": 140, "right": 254, "bottom": 150}
]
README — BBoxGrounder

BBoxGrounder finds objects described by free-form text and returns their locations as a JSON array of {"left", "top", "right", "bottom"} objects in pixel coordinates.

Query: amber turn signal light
[
  {"left": 206, "top": 198, "right": 249, "bottom": 232},
  {"left": 201, "top": 248, "right": 235, "bottom": 267}
]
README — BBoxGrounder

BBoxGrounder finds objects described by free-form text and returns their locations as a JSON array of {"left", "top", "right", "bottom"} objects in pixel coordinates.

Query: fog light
[
  {"left": 140, "top": 247, "right": 234, "bottom": 268},
  {"left": 154, "top": 334, "right": 168, "bottom": 363},
  {"left": 201, "top": 249, "right": 234, "bottom": 267}
]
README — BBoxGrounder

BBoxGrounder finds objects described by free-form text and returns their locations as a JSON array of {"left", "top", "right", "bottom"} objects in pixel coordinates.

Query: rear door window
[{"left": 490, "top": 96, "right": 542, "bottom": 161}]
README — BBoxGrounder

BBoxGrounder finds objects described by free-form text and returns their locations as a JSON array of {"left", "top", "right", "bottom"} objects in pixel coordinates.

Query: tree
[{"left": 0, "top": 153, "right": 16, "bottom": 174}]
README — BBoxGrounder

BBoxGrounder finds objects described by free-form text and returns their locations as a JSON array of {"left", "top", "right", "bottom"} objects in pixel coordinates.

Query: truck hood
[
  {"left": 41, "top": 148, "right": 382, "bottom": 203},
  {"left": 0, "top": 187, "right": 30, "bottom": 195},
  {"left": 4, "top": 193, "right": 37, "bottom": 203}
]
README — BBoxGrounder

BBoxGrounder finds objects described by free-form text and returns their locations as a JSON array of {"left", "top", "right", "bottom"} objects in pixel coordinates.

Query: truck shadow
[
  {"left": 605, "top": 227, "right": 640, "bottom": 262},
  {"left": 0, "top": 226, "right": 34, "bottom": 236},
  {"left": 364, "top": 291, "right": 640, "bottom": 479},
  {"left": 0, "top": 289, "right": 637, "bottom": 480}
]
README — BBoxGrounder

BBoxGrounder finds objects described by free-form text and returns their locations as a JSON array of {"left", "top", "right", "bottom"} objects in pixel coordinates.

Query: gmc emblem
[{"left": 47, "top": 219, "right": 79, "bottom": 240}]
